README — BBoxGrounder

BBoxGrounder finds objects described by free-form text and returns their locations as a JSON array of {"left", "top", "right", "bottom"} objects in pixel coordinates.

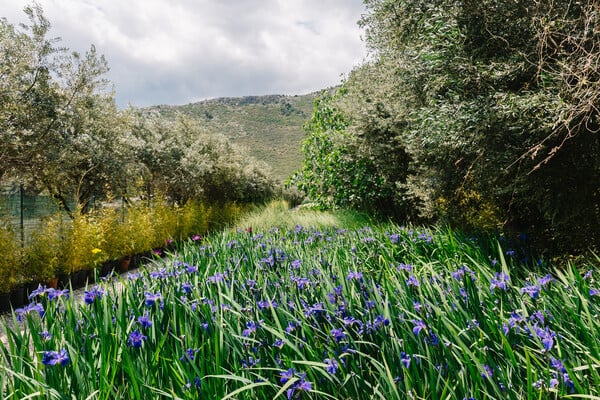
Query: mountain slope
[{"left": 144, "top": 92, "right": 319, "bottom": 182}]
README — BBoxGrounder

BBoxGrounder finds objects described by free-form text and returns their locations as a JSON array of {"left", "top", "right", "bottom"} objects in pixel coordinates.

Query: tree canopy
[
  {"left": 1, "top": 4, "right": 276, "bottom": 215},
  {"left": 295, "top": 0, "right": 600, "bottom": 253}
]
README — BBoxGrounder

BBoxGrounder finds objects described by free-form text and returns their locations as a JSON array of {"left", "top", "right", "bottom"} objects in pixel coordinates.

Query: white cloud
[{"left": 3, "top": 0, "right": 366, "bottom": 107}]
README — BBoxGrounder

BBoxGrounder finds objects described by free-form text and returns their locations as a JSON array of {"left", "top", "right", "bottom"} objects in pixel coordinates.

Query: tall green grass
[
  {"left": 234, "top": 200, "right": 372, "bottom": 232},
  {"left": 1, "top": 216, "right": 600, "bottom": 399}
]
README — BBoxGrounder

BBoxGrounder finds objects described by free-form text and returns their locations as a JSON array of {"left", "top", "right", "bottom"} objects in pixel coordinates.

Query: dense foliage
[
  {"left": 3, "top": 220, "right": 600, "bottom": 398},
  {"left": 131, "top": 113, "right": 276, "bottom": 204},
  {"left": 0, "top": 5, "right": 276, "bottom": 215},
  {"left": 294, "top": 0, "right": 600, "bottom": 254}
]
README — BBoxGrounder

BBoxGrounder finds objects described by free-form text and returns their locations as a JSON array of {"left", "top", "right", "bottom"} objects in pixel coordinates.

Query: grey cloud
[{"left": 3, "top": 0, "right": 366, "bottom": 108}]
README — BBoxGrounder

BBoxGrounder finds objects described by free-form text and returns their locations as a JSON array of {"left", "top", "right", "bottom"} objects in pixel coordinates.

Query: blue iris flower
[
  {"left": 137, "top": 315, "right": 153, "bottom": 328},
  {"left": 324, "top": 358, "right": 338, "bottom": 374},
  {"left": 144, "top": 291, "right": 162, "bottom": 307},
  {"left": 520, "top": 284, "right": 541, "bottom": 299},
  {"left": 41, "top": 349, "right": 70, "bottom": 366},
  {"left": 83, "top": 287, "right": 106, "bottom": 305},
  {"left": 127, "top": 330, "right": 147, "bottom": 348}
]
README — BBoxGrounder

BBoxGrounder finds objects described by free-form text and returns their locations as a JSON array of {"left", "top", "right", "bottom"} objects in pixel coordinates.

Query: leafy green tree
[
  {"left": 0, "top": 4, "right": 59, "bottom": 178},
  {"left": 291, "top": 89, "right": 414, "bottom": 219},
  {"left": 297, "top": 0, "right": 600, "bottom": 252},
  {"left": 132, "top": 113, "right": 276, "bottom": 205},
  {"left": 0, "top": 4, "right": 136, "bottom": 215}
]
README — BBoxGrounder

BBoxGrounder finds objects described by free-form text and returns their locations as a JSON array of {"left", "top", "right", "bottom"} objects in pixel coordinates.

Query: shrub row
[{"left": 0, "top": 199, "right": 247, "bottom": 297}]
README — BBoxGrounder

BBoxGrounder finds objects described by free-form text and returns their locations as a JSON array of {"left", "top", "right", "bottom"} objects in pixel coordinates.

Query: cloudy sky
[{"left": 3, "top": 0, "right": 367, "bottom": 108}]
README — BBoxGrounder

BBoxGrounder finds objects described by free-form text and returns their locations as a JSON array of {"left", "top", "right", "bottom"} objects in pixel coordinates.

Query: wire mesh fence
[{"left": 0, "top": 184, "right": 71, "bottom": 245}]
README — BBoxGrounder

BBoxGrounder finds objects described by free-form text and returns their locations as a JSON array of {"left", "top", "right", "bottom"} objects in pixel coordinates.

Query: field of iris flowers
[{"left": 2, "top": 220, "right": 600, "bottom": 399}]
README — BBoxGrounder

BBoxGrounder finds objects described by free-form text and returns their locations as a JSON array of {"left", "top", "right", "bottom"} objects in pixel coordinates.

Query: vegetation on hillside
[
  {"left": 145, "top": 93, "right": 317, "bottom": 181},
  {"left": 292, "top": 0, "right": 600, "bottom": 255}
]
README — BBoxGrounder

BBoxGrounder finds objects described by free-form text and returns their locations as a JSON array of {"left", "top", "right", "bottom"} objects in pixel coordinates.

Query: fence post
[{"left": 20, "top": 183, "right": 24, "bottom": 246}]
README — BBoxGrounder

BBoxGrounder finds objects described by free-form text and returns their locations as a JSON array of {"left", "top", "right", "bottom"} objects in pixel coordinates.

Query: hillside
[{"left": 143, "top": 92, "right": 320, "bottom": 182}]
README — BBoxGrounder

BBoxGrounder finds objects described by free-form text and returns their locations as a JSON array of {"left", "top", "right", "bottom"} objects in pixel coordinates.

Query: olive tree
[
  {"left": 0, "top": 4, "right": 136, "bottom": 215},
  {"left": 297, "top": 0, "right": 600, "bottom": 252},
  {"left": 131, "top": 113, "right": 276, "bottom": 205}
]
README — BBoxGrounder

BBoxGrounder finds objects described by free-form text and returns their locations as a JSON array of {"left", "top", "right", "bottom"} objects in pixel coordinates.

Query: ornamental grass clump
[
  {"left": 23, "top": 216, "right": 62, "bottom": 285},
  {"left": 1, "top": 222, "right": 600, "bottom": 399},
  {"left": 0, "top": 224, "right": 21, "bottom": 294},
  {"left": 60, "top": 211, "right": 107, "bottom": 275}
]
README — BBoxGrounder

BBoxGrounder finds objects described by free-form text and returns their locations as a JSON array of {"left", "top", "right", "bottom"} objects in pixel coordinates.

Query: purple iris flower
[
  {"left": 279, "top": 368, "right": 296, "bottom": 384},
  {"left": 550, "top": 358, "right": 567, "bottom": 373},
  {"left": 520, "top": 284, "right": 541, "bottom": 299},
  {"left": 374, "top": 315, "right": 389, "bottom": 328},
  {"left": 413, "top": 301, "right": 423, "bottom": 312},
  {"left": 537, "top": 274, "right": 554, "bottom": 287},
  {"left": 406, "top": 275, "right": 420, "bottom": 287},
  {"left": 258, "top": 299, "right": 278, "bottom": 310},
  {"left": 397, "top": 263, "right": 413, "bottom": 272},
  {"left": 83, "top": 287, "right": 106, "bottom": 305},
  {"left": 184, "top": 263, "right": 198, "bottom": 274},
  {"left": 241, "top": 356, "right": 260, "bottom": 368},
  {"left": 481, "top": 365, "right": 493, "bottom": 379},
  {"left": 400, "top": 352, "right": 411, "bottom": 368},
  {"left": 535, "top": 326, "right": 556, "bottom": 351},
  {"left": 412, "top": 319, "right": 427, "bottom": 336},
  {"left": 180, "top": 348, "right": 198, "bottom": 362},
  {"left": 324, "top": 358, "right": 339, "bottom": 374},
  {"left": 181, "top": 282, "right": 193, "bottom": 293},
  {"left": 293, "top": 276, "right": 311, "bottom": 290},
  {"left": 304, "top": 302, "right": 325, "bottom": 317},
  {"left": 242, "top": 321, "right": 259, "bottom": 337},
  {"left": 207, "top": 272, "right": 226, "bottom": 284},
  {"left": 15, "top": 302, "right": 45, "bottom": 322},
  {"left": 330, "top": 328, "right": 347, "bottom": 342},
  {"left": 127, "top": 330, "right": 147, "bottom": 348},
  {"left": 284, "top": 374, "right": 312, "bottom": 400},
  {"left": 149, "top": 268, "right": 170, "bottom": 279},
  {"left": 41, "top": 349, "right": 70, "bottom": 366},
  {"left": 452, "top": 269, "right": 465, "bottom": 281},
  {"left": 46, "top": 288, "right": 69, "bottom": 301},
  {"left": 347, "top": 271, "right": 363, "bottom": 281},
  {"left": 27, "top": 285, "right": 48, "bottom": 300},
  {"left": 137, "top": 315, "right": 153, "bottom": 328},
  {"left": 563, "top": 373, "right": 575, "bottom": 392},
  {"left": 296, "top": 378, "right": 312, "bottom": 391},
  {"left": 144, "top": 291, "right": 162, "bottom": 307},
  {"left": 490, "top": 272, "right": 510, "bottom": 292},
  {"left": 285, "top": 321, "right": 298, "bottom": 334},
  {"left": 39, "top": 330, "right": 52, "bottom": 341}
]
